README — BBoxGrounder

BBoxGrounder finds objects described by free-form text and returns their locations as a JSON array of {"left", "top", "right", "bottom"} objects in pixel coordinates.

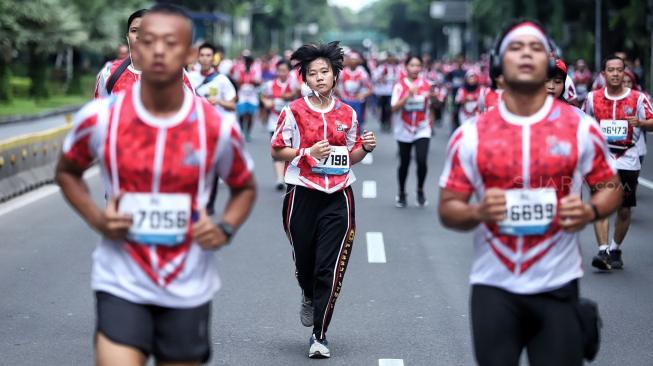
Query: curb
[{"left": 0, "top": 104, "right": 83, "bottom": 125}]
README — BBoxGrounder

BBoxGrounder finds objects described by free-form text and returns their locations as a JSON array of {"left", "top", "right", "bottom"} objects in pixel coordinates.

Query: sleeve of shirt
[
  {"left": 637, "top": 93, "right": 653, "bottom": 120},
  {"left": 347, "top": 109, "right": 363, "bottom": 152},
  {"left": 454, "top": 88, "right": 464, "bottom": 104},
  {"left": 581, "top": 92, "right": 594, "bottom": 116},
  {"left": 271, "top": 107, "right": 294, "bottom": 149},
  {"left": 94, "top": 64, "right": 111, "bottom": 99},
  {"left": 62, "top": 100, "right": 102, "bottom": 169},
  {"left": 390, "top": 83, "right": 402, "bottom": 107},
  {"left": 216, "top": 119, "right": 254, "bottom": 188},
  {"left": 438, "top": 125, "right": 475, "bottom": 193},
  {"left": 579, "top": 115, "right": 616, "bottom": 186},
  {"left": 220, "top": 75, "right": 237, "bottom": 101}
]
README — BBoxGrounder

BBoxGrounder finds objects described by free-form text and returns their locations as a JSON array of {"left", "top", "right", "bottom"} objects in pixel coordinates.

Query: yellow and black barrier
[{"left": 0, "top": 123, "right": 72, "bottom": 202}]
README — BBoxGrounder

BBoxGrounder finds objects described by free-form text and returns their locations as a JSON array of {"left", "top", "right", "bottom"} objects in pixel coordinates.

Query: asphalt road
[
  {"left": 1, "top": 114, "right": 652, "bottom": 365},
  {"left": 0, "top": 113, "right": 73, "bottom": 140}
]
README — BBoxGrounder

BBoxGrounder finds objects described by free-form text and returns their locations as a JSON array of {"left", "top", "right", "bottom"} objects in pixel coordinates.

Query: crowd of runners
[{"left": 48, "top": 3, "right": 653, "bottom": 365}]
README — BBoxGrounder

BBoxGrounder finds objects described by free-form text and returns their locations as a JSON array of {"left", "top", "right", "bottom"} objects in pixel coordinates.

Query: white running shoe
[
  {"left": 308, "top": 334, "right": 330, "bottom": 358},
  {"left": 300, "top": 295, "right": 314, "bottom": 327}
]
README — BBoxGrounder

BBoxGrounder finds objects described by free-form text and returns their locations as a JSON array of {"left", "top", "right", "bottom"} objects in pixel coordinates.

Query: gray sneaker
[{"left": 300, "top": 295, "right": 313, "bottom": 327}]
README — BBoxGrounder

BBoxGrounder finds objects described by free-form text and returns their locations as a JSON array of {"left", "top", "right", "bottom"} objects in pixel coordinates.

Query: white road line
[
  {"left": 362, "top": 180, "right": 377, "bottom": 198},
  {"left": 362, "top": 153, "right": 373, "bottom": 165},
  {"left": 366, "top": 232, "right": 386, "bottom": 263},
  {"left": 379, "top": 359, "right": 405, "bottom": 366},
  {"left": 639, "top": 177, "right": 653, "bottom": 190},
  {"left": 0, "top": 166, "right": 99, "bottom": 218}
]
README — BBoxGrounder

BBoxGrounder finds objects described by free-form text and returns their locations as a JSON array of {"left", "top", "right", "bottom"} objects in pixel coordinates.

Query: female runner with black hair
[{"left": 271, "top": 41, "right": 377, "bottom": 358}]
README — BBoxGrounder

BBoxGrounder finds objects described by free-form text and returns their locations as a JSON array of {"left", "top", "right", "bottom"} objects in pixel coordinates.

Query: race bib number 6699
[
  {"left": 118, "top": 193, "right": 191, "bottom": 246},
  {"left": 498, "top": 188, "right": 557, "bottom": 236}
]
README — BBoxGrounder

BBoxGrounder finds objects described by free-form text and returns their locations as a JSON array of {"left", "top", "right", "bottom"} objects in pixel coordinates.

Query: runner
[
  {"left": 94, "top": 9, "right": 194, "bottom": 98},
  {"left": 271, "top": 41, "right": 376, "bottom": 358},
  {"left": 55, "top": 5, "right": 256, "bottom": 365},
  {"left": 623, "top": 68, "right": 648, "bottom": 164},
  {"left": 446, "top": 54, "right": 467, "bottom": 132},
  {"left": 372, "top": 53, "right": 399, "bottom": 133},
  {"left": 337, "top": 51, "right": 372, "bottom": 133},
  {"left": 391, "top": 55, "right": 432, "bottom": 208},
  {"left": 233, "top": 51, "right": 262, "bottom": 141},
  {"left": 439, "top": 20, "right": 621, "bottom": 365},
  {"left": 261, "top": 60, "right": 298, "bottom": 190},
  {"left": 583, "top": 54, "right": 653, "bottom": 270},
  {"left": 546, "top": 58, "right": 568, "bottom": 101},
  {"left": 189, "top": 42, "right": 239, "bottom": 216},
  {"left": 454, "top": 69, "right": 482, "bottom": 124},
  {"left": 572, "top": 59, "right": 592, "bottom": 103}
]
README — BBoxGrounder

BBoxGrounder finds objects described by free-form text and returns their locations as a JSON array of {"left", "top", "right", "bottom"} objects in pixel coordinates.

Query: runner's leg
[
  {"left": 96, "top": 333, "right": 147, "bottom": 366},
  {"left": 312, "top": 187, "right": 355, "bottom": 340},
  {"left": 525, "top": 282, "right": 583, "bottom": 366},
  {"left": 414, "top": 137, "right": 430, "bottom": 191},
  {"left": 283, "top": 186, "right": 319, "bottom": 301},
  {"left": 471, "top": 285, "right": 525, "bottom": 366},
  {"left": 397, "top": 141, "right": 412, "bottom": 195}
]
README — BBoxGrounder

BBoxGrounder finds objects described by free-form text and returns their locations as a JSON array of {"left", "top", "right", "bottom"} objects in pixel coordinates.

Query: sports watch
[{"left": 217, "top": 222, "right": 236, "bottom": 244}]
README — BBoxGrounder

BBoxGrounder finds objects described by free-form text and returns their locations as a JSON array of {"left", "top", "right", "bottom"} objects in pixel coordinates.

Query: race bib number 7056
[
  {"left": 118, "top": 193, "right": 191, "bottom": 246},
  {"left": 498, "top": 188, "right": 557, "bottom": 236}
]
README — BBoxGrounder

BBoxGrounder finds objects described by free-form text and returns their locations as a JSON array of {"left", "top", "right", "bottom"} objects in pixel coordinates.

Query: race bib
[
  {"left": 312, "top": 146, "right": 350, "bottom": 175},
  {"left": 405, "top": 95, "right": 426, "bottom": 112},
  {"left": 344, "top": 80, "right": 360, "bottom": 95},
  {"left": 273, "top": 98, "right": 286, "bottom": 113},
  {"left": 498, "top": 188, "right": 557, "bottom": 236},
  {"left": 119, "top": 193, "right": 191, "bottom": 246},
  {"left": 464, "top": 100, "right": 478, "bottom": 113},
  {"left": 599, "top": 119, "right": 628, "bottom": 142}
]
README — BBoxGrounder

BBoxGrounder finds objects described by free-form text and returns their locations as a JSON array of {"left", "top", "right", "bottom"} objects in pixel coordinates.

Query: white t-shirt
[{"left": 190, "top": 70, "right": 237, "bottom": 125}]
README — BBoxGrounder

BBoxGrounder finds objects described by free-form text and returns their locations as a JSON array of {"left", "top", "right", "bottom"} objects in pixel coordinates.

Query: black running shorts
[{"left": 95, "top": 291, "right": 211, "bottom": 363}]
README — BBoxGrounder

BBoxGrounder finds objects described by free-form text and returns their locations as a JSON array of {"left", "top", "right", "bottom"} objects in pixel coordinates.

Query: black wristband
[
  {"left": 362, "top": 145, "right": 373, "bottom": 153},
  {"left": 591, "top": 203, "right": 601, "bottom": 222},
  {"left": 217, "top": 222, "right": 236, "bottom": 244}
]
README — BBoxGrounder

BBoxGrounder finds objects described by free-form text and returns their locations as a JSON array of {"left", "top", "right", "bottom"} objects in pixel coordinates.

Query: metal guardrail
[{"left": 0, "top": 115, "right": 73, "bottom": 202}]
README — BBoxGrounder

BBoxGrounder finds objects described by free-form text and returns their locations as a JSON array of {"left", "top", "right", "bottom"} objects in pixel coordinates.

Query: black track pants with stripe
[{"left": 282, "top": 185, "right": 356, "bottom": 340}]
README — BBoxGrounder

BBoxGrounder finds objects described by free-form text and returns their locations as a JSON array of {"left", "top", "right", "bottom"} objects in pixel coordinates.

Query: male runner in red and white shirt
[
  {"left": 583, "top": 54, "right": 653, "bottom": 270},
  {"left": 439, "top": 21, "right": 621, "bottom": 366},
  {"left": 56, "top": 5, "right": 256, "bottom": 365},
  {"left": 94, "top": 9, "right": 194, "bottom": 98}
]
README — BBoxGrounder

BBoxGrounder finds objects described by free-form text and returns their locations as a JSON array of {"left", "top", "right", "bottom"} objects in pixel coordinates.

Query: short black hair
[
  {"left": 291, "top": 41, "right": 344, "bottom": 82},
  {"left": 404, "top": 54, "right": 423, "bottom": 66},
  {"left": 215, "top": 44, "right": 225, "bottom": 54},
  {"left": 276, "top": 60, "right": 291, "bottom": 70},
  {"left": 126, "top": 9, "right": 147, "bottom": 33},
  {"left": 198, "top": 42, "right": 215, "bottom": 54},
  {"left": 146, "top": 3, "right": 193, "bottom": 44},
  {"left": 602, "top": 54, "right": 625, "bottom": 71}
]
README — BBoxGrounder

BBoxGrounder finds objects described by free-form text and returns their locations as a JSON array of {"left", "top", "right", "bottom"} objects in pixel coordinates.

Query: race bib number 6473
[
  {"left": 118, "top": 193, "right": 191, "bottom": 246},
  {"left": 498, "top": 188, "right": 557, "bottom": 236}
]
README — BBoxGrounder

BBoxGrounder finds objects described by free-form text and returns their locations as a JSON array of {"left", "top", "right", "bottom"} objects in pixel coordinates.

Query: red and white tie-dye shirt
[
  {"left": 64, "top": 82, "right": 253, "bottom": 307},
  {"left": 440, "top": 96, "right": 615, "bottom": 294}
]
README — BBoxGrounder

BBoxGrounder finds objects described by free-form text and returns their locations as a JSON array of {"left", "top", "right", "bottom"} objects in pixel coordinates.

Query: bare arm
[
  {"left": 558, "top": 175, "right": 622, "bottom": 232},
  {"left": 438, "top": 187, "right": 507, "bottom": 231},
  {"left": 55, "top": 156, "right": 132, "bottom": 240}
]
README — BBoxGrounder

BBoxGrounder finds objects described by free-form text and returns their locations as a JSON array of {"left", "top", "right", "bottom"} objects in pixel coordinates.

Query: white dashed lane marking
[
  {"left": 379, "top": 359, "right": 405, "bottom": 366},
  {"left": 366, "top": 232, "right": 386, "bottom": 263},
  {"left": 639, "top": 177, "right": 653, "bottom": 190},
  {"left": 362, "top": 180, "right": 377, "bottom": 198}
]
